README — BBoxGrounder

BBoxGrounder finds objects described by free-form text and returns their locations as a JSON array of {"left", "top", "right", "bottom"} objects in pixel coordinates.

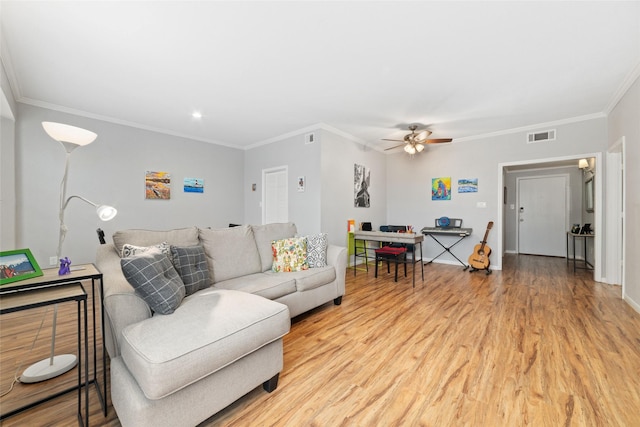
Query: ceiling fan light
[
  {"left": 415, "top": 143, "right": 425, "bottom": 153},
  {"left": 404, "top": 144, "right": 416, "bottom": 154}
]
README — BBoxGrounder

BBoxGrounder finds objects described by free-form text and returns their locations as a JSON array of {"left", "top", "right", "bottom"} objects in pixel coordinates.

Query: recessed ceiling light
[{"left": 192, "top": 111, "right": 202, "bottom": 119}]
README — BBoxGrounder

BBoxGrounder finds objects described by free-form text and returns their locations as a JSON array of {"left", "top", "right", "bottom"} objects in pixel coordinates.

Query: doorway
[
  {"left": 262, "top": 166, "right": 288, "bottom": 224},
  {"left": 517, "top": 175, "right": 568, "bottom": 257},
  {"left": 497, "top": 153, "right": 602, "bottom": 280}
]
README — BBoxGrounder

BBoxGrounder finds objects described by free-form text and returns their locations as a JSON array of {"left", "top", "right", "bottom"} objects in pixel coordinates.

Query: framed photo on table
[{"left": 0, "top": 248, "right": 43, "bottom": 285}]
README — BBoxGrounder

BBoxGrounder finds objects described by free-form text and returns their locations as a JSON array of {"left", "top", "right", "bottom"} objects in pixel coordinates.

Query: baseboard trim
[{"left": 623, "top": 294, "right": 640, "bottom": 315}]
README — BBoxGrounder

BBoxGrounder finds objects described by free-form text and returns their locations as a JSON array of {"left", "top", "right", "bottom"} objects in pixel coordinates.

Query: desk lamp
[{"left": 20, "top": 122, "right": 117, "bottom": 383}]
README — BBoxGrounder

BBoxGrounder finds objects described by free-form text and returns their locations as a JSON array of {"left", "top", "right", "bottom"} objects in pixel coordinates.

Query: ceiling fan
[{"left": 383, "top": 125, "right": 453, "bottom": 154}]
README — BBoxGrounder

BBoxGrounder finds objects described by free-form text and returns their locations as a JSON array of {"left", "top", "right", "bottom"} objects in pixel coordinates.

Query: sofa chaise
[{"left": 95, "top": 222, "right": 347, "bottom": 426}]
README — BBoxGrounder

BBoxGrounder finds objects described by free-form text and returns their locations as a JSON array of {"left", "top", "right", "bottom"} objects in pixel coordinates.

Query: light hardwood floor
[{"left": 1, "top": 254, "right": 639, "bottom": 426}]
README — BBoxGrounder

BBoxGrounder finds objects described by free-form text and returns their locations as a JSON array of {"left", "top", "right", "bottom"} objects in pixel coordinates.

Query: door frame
[
  {"left": 515, "top": 173, "right": 569, "bottom": 256},
  {"left": 606, "top": 137, "right": 625, "bottom": 291},
  {"left": 498, "top": 152, "right": 603, "bottom": 280}
]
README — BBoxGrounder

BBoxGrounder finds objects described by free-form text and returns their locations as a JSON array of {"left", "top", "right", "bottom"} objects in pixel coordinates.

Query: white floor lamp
[{"left": 20, "top": 122, "right": 117, "bottom": 383}]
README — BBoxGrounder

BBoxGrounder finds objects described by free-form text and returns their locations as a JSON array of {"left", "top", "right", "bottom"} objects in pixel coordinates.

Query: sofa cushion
[
  {"left": 214, "top": 272, "right": 296, "bottom": 300},
  {"left": 305, "top": 233, "right": 328, "bottom": 268},
  {"left": 120, "top": 248, "right": 185, "bottom": 315},
  {"left": 266, "top": 266, "right": 336, "bottom": 292},
  {"left": 113, "top": 227, "right": 199, "bottom": 256},
  {"left": 119, "top": 289, "right": 290, "bottom": 400},
  {"left": 199, "top": 225, "right": 261, "bottom": 283},
  {"left": 272, "top": 237, "right": 309, "bottom": 272},
  {"left": 170, "top": 245, "right": 211, "bottom": 296},
  {"left": 252, "top": 223, "right": 297, "bottom": 272}
]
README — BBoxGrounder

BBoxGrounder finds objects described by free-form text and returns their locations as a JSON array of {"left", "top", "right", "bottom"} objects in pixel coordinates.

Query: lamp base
[{"left": 20, "top": 354, "right": 77, "bottom": 383}]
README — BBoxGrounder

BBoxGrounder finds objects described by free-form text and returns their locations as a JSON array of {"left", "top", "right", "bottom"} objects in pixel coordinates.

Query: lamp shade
[
  {"left": 42, "top": 122, "right": 97, "bottom": 146},
  {"left": 578, "top": 159, "right": 589, "bottom": 169},
  {"left": 96, "top": 205, "right": 118, "bottom": 221},
  {"left": 404, "top": 144, "right": 416, "bottom": 154},
  {"left": 415, "top": 143, "right": 425, "bottom": 153}
]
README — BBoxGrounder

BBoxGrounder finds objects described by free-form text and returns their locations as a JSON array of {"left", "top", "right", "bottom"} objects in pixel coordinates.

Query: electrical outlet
[{"left": 50, "top": 256, "right": 58, "bottom": 266}]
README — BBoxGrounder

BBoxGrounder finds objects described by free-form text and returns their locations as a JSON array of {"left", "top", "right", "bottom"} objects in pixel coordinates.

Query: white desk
[{"left": 353, "top": 231, "right": 424, "bottom": 287}]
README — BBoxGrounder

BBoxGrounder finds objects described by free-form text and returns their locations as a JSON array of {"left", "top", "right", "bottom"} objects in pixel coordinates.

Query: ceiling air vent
[{"left": 527, "top": 129, "right": 556, "bottom": 143}]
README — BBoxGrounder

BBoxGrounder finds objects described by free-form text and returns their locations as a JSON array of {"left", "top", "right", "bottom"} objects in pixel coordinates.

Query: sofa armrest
[
  {"left": 326, "top": 245, "right": 347, "bottom": 297},
  {"left": 96, "top": 244, "right": 152, "bottom": 358}
]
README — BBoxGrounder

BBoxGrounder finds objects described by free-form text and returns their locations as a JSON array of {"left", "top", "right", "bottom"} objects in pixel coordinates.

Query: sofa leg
[
  {"left": 263, "top": 373, "right": 279, "bottom": 393},
  {"left": 334, "top": 296, "right": 343, "bottom": 305}
]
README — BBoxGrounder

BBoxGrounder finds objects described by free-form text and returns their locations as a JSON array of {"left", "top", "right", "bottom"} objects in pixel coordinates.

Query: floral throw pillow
[
  {"left": 272, "top": 237, "right": 309, "bottom": 272},
  {"left": 306, "top": 233, "right": 328, "bottom": 268}
]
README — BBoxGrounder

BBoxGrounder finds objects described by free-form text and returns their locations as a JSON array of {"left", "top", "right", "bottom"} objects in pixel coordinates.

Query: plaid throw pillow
[
  {"left": 121, "top": 248, "right": 185, "bottom": 315},
  {"left": 170, "top": 245, "right": 211, "bottom": 296}
]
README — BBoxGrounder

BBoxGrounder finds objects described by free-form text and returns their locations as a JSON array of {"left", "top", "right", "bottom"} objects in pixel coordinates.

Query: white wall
[
  {"left": 608, "top": 75, "right": 640, "bottom": 311},
  {"left": 14, "top": 104, "right": 244, "bottom": 266},
  {"left": 1, "top": 60, "right": 17, "bottom": 250},
  {"left": 386, "top": 117, "right": 607, "bottom": 270},
  {"left": 320, "top": 130, "right": 387, "bottom": 247},
  {"left": 244, "top": 127, "right": 387, "bottom": 248},
  {"left": 243, "top": 129, "right": 322, "bottom": 236}
]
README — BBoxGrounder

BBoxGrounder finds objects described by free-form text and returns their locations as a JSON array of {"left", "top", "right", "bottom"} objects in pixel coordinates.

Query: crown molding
[
  {"left": 452, "top": 112, "right": 607, "bottom": 144},
  {"left": 18, "top": 97, "right": 240, "bottom": 149},
  {"left": 604, "top": 61, "right": 640, "bottom": 114},
  {"left": 245, "top": 122, "right": 366, "bottom": 150}
]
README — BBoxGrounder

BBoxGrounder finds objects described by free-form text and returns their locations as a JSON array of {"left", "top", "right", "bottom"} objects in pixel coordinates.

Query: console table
[
  {"left": 0, "top": 264, "right": 107, "bottom": 418},
  {"left": 0, "top": 282, "right": 89, "bottom": 426},
  {"left": 566, "top": 232, "right": 595, "bottom": 272},
  {"left": 353, "top": 231, "right": 424, "bottom": 287}
]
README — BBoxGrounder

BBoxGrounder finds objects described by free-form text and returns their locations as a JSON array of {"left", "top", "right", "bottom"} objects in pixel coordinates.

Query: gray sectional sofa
[{"left": 95, "top": 222, "right": 347, "bottom": 427}]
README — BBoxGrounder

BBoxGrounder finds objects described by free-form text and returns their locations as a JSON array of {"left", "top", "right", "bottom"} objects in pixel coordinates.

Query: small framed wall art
[
  {"left": 1, "top": 248, "right": 43, "bottom": 285},
  {"left": 145, "top": 171, "right": 171, "bottom": 200}
]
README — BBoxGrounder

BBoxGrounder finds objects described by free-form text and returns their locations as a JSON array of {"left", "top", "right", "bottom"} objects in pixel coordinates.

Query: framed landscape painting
[{"left": 0, "top": 248, "right": 43, "bottom": 285}]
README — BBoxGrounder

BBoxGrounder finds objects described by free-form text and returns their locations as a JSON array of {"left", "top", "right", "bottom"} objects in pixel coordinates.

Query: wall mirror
[{"left": 585, "top": 177, "right": 594, "bottom": 213}]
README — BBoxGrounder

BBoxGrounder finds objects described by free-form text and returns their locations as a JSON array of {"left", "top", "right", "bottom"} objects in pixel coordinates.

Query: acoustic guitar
[{"left": 468, "top": 221, "right": 494, "bottom": 272}]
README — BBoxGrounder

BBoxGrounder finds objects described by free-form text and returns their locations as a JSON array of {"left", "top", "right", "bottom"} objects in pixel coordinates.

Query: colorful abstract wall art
[{"left": 432, "top": 177, "right": 451, "bottom": 200}]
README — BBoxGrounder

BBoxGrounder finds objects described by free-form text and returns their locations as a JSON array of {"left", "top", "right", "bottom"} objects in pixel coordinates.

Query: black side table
[
  {"left": 0, "top": 264, "right": 107, "bottom": 416},
  {"left": 0, "top": 282, "right": 89, "bottom": 426}
]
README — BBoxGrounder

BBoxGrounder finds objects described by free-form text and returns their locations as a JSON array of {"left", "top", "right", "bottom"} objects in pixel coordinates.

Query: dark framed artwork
[
  {"left": 0, "top": 248, "right": 43, "bottom": 285},
  {"left": 354, "top": 164, "right": 370, "bottom": 208}
]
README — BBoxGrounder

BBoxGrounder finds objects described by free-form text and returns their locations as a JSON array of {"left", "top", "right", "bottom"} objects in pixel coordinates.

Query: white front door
[
  {"left": 517, "top": 175, "right": 568, "bottom": 257},
  {"left": 262, "top": 166, "right": 288, "bottom": 224}
]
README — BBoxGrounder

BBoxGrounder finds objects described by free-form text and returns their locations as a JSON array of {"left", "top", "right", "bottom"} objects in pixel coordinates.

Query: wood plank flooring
[{"left": 1, "top": 254, "right": 639, "bottom": 426}]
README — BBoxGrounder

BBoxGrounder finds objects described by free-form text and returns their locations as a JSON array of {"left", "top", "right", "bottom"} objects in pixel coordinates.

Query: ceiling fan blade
[
  {"left": 414, "top": 130, "right": 432, "bottom": 142},
  {"left": 382, "top": 138, "right": 404, "bottom": 142},
  {"left": 425, "top": 138, "right": 453, "bottom": 144},
  {"left": 384, "top": 143, "right": 407, "bottom": 151}
]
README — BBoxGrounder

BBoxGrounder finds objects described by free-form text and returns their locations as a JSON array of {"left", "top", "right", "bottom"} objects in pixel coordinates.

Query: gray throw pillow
[
  {"left": 170, "top": 245, "right": 211, "bottom": 296},
  {"left": 306, "top": 233, "right": 328, "bottom": 268},
  {"left": 121, "top": 248, "right": 185, "bottom": 315}
]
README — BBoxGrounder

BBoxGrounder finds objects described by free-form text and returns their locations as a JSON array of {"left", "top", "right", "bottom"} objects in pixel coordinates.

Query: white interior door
[
  {"left": 517, "top": 175, "right": 567, "bottom": 256},
  {"left": 262, "top": 166, "right": 288, "bottom": 224}
]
